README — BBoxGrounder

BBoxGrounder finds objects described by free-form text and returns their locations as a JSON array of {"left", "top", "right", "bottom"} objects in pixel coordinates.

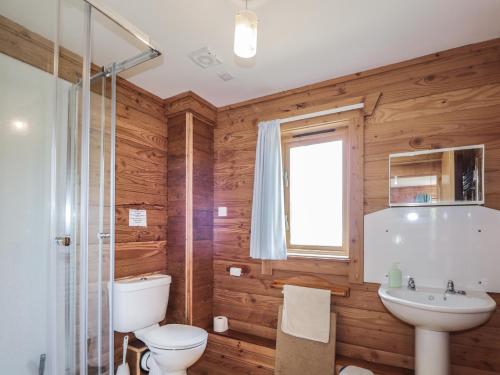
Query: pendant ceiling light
[{"left": 233, "top": 0, "right": 258, "bottom": 58}]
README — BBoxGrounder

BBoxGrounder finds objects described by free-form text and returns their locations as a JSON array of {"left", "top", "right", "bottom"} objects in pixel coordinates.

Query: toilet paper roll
[{"left": 213, "top": 316, "right": 229, "bottom": 332}]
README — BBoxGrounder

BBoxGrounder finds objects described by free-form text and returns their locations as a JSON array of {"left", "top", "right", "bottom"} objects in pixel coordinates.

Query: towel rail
[{"left": 271, "top": 275, "right": 350, "bottom": 297}]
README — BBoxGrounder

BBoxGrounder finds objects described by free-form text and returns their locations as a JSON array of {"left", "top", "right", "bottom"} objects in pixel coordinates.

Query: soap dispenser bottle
[{"left": 388, "top": 262, "right": 403, "bottom": 288}]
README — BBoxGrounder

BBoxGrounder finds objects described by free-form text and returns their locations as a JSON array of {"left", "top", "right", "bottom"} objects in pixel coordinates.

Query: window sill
[{"left": 287, "top": 253, "right": 350, "bottom": 262}]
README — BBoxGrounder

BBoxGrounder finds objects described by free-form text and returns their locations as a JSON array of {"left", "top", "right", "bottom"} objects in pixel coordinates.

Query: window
[{"left": 282, "top": 124, "right": 348, "bottom": 258}]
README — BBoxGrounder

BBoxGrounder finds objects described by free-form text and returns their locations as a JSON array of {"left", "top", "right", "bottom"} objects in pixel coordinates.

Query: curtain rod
[{"left": 279, "top": 103, "right": 364, "bottom": 124}]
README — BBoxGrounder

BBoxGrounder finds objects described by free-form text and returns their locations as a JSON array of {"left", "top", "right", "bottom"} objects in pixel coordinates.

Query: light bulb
[
  {"left": 234, "top": 9, "right": 258, "bottom": 58},
  {"left": 11, "top": 120, "right": 28, "bottom": 133}
]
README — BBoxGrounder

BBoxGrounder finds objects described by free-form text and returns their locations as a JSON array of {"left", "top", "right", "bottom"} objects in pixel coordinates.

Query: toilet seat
[{"left": 142, "top": 324, "right": 208, "bottom": 350}]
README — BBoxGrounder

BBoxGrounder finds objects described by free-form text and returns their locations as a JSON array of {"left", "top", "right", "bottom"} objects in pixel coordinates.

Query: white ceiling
[{"left": 3, "top": 0, "right": 500, "bottom": 106}]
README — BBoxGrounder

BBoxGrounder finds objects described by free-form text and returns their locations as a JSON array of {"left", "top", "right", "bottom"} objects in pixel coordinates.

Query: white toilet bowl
[{"left": 136, "top": 324, "right": 208, "bottom": 375}]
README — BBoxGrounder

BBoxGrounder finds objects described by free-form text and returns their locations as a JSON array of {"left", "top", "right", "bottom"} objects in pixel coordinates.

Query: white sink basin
[
  {"left": 379, "top": 285, "right": 496, "bottom": 331},
  {"left": 379, "top": 285, "right": 496, "bottom": 375}
]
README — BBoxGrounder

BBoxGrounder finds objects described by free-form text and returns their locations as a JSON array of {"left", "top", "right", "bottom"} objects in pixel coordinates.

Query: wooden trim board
[{"left": 185, "top": 112, "right": 194, "bottom": 324}]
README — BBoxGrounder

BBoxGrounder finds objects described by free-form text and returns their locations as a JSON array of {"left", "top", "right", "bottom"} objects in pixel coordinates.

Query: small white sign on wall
[{"left": 129, "top": 209, "right": 147, "bottom": 227}]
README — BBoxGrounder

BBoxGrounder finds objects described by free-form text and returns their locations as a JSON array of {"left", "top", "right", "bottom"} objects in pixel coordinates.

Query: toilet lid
[{"left": 143, "top": 324, "right": 208, "bottom": 350}]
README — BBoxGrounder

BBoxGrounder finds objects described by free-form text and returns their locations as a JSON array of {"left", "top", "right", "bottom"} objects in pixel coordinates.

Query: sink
[
  {"left": 379, "top": 285, "right": 496, "bottom": 331},
  {"left": 379, "top": 285, "right": 496, "bottom": 375}
]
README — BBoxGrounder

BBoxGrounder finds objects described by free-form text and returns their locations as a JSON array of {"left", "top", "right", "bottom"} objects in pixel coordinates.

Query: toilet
[{"left": 113, "top": 274, "right": 208, "bottom": 375}]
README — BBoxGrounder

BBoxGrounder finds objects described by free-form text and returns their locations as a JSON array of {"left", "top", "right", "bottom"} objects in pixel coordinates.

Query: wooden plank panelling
[
  {"left": 188, "top": 331, "right": 414, "bottom": 375},
  {"left": 115, "top": 241, "right": 167, "bottom": 278},
  {"left": 188, "top": 332, "right": 275, "bottom": 375},
  {"left": 210, "top": 38, "right": 500, "bottom": 374},
  {"left": 112, "top": 38, "right": 167, "bottom": 368},
  {"left": 114, "top": 76, "right": 167, "bottom": 279},
  {"left": 166, "top": 114, "right": 188, "bottom": 324},
  {"left": 165, "top": 91, "right": 218, "bottom": 123},
  {"left": 165, "top": 109, "right": 215, "bottom": 329},
  {"left": 6, "top": 12, "right": 500, "bottom": 374},
  {"left": 192, "top": 116, "right": 214, "bottom": 329}
]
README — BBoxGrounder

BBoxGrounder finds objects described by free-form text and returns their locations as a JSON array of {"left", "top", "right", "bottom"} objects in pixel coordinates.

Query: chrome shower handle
[
  {"left": 98, "top": 232, "right": 110, "bottom": 239},
  {"left": 38, "top": 354, "right": 46, "bottom": 375},
  {"left": 55, "top": 236, "right": 71, "bottom": 246}
]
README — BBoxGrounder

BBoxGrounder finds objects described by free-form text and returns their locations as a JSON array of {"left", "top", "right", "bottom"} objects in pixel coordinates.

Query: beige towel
[
  {"left": 281, "top": 285, "right": 331, "bottom": 343},
  {"left": 276, "top": 305, "right": 336, "bottom": 375}
]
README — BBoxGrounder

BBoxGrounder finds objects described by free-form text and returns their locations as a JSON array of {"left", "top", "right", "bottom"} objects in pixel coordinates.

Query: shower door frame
[
  {"left": 56, "top": 1, "right": 162, "bottom": 373},
  {"left": 65, "top": 62, "right": 117, "bottom": 375}
]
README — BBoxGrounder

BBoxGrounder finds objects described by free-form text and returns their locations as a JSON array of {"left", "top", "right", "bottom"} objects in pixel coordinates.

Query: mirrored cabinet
[{"left": 389, "top": 145, "right": 484, "bottom": 207}]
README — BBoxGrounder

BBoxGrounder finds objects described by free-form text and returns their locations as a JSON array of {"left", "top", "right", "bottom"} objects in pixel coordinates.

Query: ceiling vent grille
[
  {"left": 218, "top": 72, "right": 234, "bottom": 81},
  {"left": 188, "top": 47, "right": 222, "bottom": 69}
]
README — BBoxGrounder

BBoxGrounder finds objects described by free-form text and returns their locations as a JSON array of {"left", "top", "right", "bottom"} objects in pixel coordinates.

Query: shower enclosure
[{"left": 0, "top": 0, "right": 160, "bottom": 374}]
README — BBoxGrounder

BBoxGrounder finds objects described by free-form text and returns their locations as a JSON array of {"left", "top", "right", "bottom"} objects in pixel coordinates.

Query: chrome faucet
[
  {"left": 446, "top": 280, "right": 455, "bottom": 293},
  {"left": 407, "top": 277, "right": 416, "bottom": 290},
  {"left": 445, "top": 280, "right": 466, "bottom": 295}
]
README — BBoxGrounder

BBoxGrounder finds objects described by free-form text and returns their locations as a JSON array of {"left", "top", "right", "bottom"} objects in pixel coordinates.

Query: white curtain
[{"left": 250, "top": 120, "right": 287, "bottom": 260}]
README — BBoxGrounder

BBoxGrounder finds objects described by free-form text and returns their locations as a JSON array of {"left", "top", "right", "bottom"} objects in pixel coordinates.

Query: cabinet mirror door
[{"left": 389, "top": 145, "right": 484, "bottom": 207}]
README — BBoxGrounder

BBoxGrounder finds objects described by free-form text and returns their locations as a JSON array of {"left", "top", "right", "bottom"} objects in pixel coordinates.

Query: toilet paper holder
[{"left": 225, "top": 264, "right": 250, "bottom": 276}]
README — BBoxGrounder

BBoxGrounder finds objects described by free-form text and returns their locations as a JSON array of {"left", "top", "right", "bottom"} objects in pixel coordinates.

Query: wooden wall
[
  {"left": 110, "top": 76, "right": 167, "bottom": 366},
  {"left": 166, "top": 113, "right": 188, "bottom": 324},
  {"left": 5, "top": 11, "right": 500, "bottom": 374},
  {"left": 165, "top": 93, "right": 216, "bottom": 329},
  {"left": 212, "top": 38, "right": 500, "bottom": 374},
  {"left": 192, "top": 116, "right": 214, "bottom": 329},
  {"left": 114, "top": 79, "right": 167, "bottom": 279}
]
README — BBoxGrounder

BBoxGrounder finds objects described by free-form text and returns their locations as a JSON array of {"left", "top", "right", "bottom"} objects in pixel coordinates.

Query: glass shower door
[
  {"left": 81, "top": 68, "right": 116, "bottom": 375},
  {"left": 0, "top": 50, "right": 62, "bottom": 375},
  {"left": 2, "top": 0, "right": 158, "bottom": 372},
  {"left": 60, "top": 3, "right": 117, "bottom": 373},
  {"left": 50, "top": 70, "right": 116, "bottom": 375},
  {"left": 0, "top": 2, "right": 115, "bottom": 373},
  {"left": 64, "top": 69, "right": 116, "bottom": 375},
  {"left": 0, "top": 1, "right": 72, "bottom": 372}
]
